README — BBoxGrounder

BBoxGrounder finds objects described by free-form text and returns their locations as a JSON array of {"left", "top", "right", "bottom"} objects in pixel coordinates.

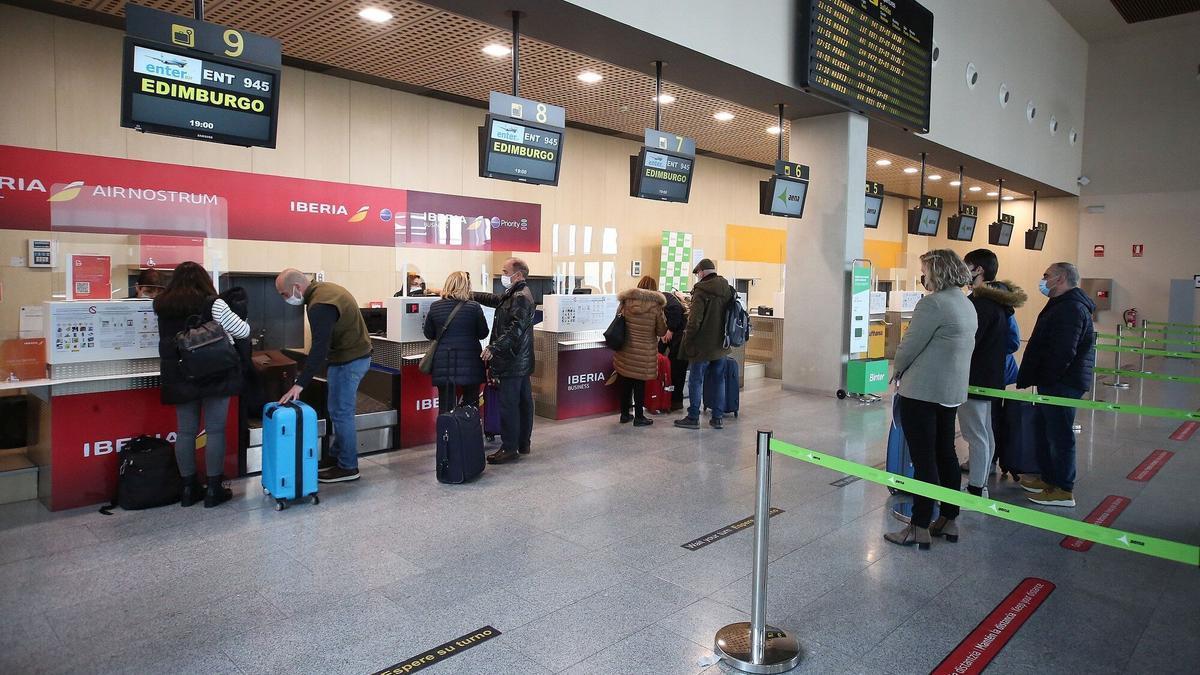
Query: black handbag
[
  {"left": 176, "top": 313, "right": 239, "bottom": 381},
  {"left": 604, "top": 314, "right": 627, "bottom": 350},
  {"left": 99, "top": 435, "right": 181, "bottom": 514}
]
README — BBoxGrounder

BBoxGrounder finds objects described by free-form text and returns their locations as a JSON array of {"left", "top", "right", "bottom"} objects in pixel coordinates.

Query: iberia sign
[{"left": 0, "top": 145, "right": 541, "bottom": 251}]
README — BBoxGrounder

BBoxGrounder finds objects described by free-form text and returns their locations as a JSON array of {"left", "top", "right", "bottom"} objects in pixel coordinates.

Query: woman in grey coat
[{"left": 886, "top": 249, "right": 977, "bottom": 549}]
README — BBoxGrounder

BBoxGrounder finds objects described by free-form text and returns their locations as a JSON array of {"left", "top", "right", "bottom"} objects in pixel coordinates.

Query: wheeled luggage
[
  {"left": 262, "top": 401, "right": 319, "bottom": 510},
  {"left": 997, "top": 400, "right": 1040, "bottom": 479},
  {"left": 885, "top": 395, "right": 914, "bottom": 494},
  {"left": 436, "top": 403, "right": 486, "bottom": 484},
  {"left": 703, "top": 356, "right": 740, "bottom": 418},
  {"left": 481, "top": 381, "right": 502, "bottom": 442},
  {"left": 644, "top": 353, "right": 674, "bottom": 414}
]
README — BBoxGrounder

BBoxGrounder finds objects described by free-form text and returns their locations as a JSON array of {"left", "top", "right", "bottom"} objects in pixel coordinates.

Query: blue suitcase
[
  {"left": 262, "top": 401, "right": 319, "bottom": 510},
  {"left": 885, "top": 395, "right": 914, "bottom": 494},
  {"left": 703, "top": 356, "right": 741, "bottom": 418},
  {"left": 436, "top": 403, "right": 486, "bottom": 484}
]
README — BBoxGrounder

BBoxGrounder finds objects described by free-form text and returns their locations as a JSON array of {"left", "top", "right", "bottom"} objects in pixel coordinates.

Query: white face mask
[
  {"left": 284, "top": 288, "right": 304, "bottom": 306},
  {"left": 500, "top": 274, "right": 513, "bottom": 289}
]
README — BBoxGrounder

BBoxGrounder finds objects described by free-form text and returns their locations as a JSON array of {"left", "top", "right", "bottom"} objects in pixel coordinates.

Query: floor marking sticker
[
  {"left": 1061, "top": 495, "right": 1131, "bottom": 552},
  {"left": 372, "top": 626, "right": 500, "bottom": 675},
  {"left": 681, "top": 508, "right": 784, "bottom": 551},
  {"left": 1127, "top": 450, "right": 1174, "bottom": 482},
  {"left": 1169, "top": 421, "right": 1198, "bottom": 441},
  {"left": 931, "top": 578, "right": 1055, "bottom": 675}
]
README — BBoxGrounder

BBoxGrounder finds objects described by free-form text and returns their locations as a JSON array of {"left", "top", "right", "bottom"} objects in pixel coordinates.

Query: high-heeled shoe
[
  {"left": 929, "top": 516, "right": 959, "bottom": 543},
  {"left": 883, "top": 524, "right": 931, "bottom": 550}
]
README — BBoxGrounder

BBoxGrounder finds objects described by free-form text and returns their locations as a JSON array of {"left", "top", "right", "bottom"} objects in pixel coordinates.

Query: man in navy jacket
[{"left": 1016, "top": 262, "right": 1095, "bottom": 507}]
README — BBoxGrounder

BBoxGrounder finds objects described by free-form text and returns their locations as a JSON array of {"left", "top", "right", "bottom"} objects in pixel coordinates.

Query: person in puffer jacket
[{"left": 611, "top": 281, "right": 666, "bottom": 426}]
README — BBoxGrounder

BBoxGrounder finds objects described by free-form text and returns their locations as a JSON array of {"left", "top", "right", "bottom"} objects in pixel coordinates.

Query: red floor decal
[
  {"left": 1127, "top": 450, "right": 1174, "bottom": 482},
  {"left": 1169, "top": 421, "right": 1198, "bottom": 442},
  {"left": 931, "top": 578, "right": 1055, "bottom": 675},
  {"left": 1060, "top": 495, "right": 1131, "bottom": 552}
]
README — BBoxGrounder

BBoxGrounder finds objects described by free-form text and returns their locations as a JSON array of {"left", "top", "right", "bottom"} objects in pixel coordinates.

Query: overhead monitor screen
[
  {"left": 479, "top": 114, "right": 563, "bottom": 186},
  {"left": 760, "top": 175, "right": 809, "bottom": 218},
  {"left": 948, "top": 213, "right": 977, "bottom": 241},
  {"left": 908, "top": 206, "right": 941, "bottom": 236},
  {"left": 990, "top": 221, "right": 1014, "bottom": 246},
  {"left": 121, "top": 40, "right": 279, "bottom": 148},
  {"left": 798, "top": 0, "right": 934, "bottom": 132},
  {"left": 1026, "top": 227, "right": 1047, "bottom": 250},
  {"left": 864, "top": 194, "right": 884, "bottom": 228},
  {"left": 630, "top": 149, "right": 694, "bottom": 203}
]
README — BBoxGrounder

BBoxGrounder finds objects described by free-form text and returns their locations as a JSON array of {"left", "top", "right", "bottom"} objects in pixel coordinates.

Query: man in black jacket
[
  {"left": 1016, "top": 262, "right": 1095, "bottom": 507},
  {"left": 660, "top": 290, "right": 688, "bottom": 411},
  {"left": 961, "top": 249, "right": 1027, "bottom": 497},
  {"left": 473, "top": 258, "right": 536, "bottom": 464}
]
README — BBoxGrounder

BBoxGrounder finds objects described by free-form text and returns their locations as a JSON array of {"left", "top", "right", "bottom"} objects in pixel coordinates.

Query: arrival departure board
[{"left": 799, "top": 0, "right": 934, "bottom": 132}]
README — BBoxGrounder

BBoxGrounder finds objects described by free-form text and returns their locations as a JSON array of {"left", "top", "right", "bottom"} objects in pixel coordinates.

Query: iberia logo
[
  {"left": 348, "top": 206, "right": 369, "bottom": 223},
  {"left": 48, "top": 180, "right": 85, "bottom": 202}
]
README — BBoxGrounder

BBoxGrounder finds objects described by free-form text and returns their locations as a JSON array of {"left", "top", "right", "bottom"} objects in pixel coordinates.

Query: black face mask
[{"left": 919, "top": 274, "right": 927, "bottom": 290}]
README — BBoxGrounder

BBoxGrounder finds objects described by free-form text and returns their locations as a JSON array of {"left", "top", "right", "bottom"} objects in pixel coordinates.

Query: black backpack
[
  {"left": 99, "top": 436, "right": 182, "bottom": 514},
  {"left": 723, "top": 290, "right": 751, "bottom": 349}
]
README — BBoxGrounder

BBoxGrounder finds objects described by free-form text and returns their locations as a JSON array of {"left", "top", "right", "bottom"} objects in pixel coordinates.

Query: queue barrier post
[
  {"left": 714, "top": 430, "right": 803, "bottom": 674},
  {"left": 1140, "top": 319, "right": 1149, "bottom": 373},
  {"left": 1104, "top": 324, "right": 1130, "bottom": 390}
]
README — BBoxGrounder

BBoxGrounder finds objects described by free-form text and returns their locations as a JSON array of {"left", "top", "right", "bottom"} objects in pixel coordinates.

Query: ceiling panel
[{"left": 866, "top": 148, "right": 1031, "bottom": 203}]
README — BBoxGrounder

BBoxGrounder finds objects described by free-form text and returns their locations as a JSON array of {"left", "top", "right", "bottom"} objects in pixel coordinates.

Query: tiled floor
[{"left": 2, "top": 365, "right": 1198, "bottom": 674}]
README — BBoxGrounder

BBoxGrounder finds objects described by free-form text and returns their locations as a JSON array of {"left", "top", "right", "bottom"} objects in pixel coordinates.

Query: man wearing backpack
[{"left": 675, "top": 259, "right": 734, "bottom": 430}]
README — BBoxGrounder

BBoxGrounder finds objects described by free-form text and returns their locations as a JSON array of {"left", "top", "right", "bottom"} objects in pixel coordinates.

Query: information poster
[
  {"left": 849, "top": 264, "right": 871, "bottom": 353},
  {"left": 659, "top": 231, "right": 694, "bottom": 293},
  {"left": 540, "top": 295, "right": 620, "bottom": 333},
  {"left": 66, "top": 254, "right": 112, "bottom": 300},
  {"left": 45, "top": 300, "right": 159, "bottom": 364}
]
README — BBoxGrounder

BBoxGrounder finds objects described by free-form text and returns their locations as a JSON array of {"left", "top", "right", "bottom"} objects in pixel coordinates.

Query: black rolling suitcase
[
  {"left": 997, "top": 400, "right": 1040, "bottom": 480},
  {"left": 436, "top": 403, "right": 486, "bottom": 484}
]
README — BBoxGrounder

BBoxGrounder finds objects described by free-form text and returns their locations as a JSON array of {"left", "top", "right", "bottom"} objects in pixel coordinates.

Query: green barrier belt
[
  {"left": 1095, "top": 344, "right": 1200, "bottom": 360},
  {"left": 967, "top": 386, "right": 1200, "bottom": 421},
  {"left": 1128, "top": 328, "right": 1200, "bottom": 337},
  {"left": 1095, "top": 333, "right": 1200, "bottom": 347},
  {"left": 1093, "top": 367, "right": 1200, "bottom": 385},
  {"left": 769, "top": 439, "right": 1200, "bottom": 567},
  {"left": 1146, "top": 321, "right": 1200, "bottom": 329}
]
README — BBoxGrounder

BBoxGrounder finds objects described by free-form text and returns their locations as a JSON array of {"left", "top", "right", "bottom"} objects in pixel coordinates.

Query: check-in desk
[
  {"left": 885, "top": 291, "right": 924, "bottom": 359},
  {"left": 746, "top": 314, "right": 783, "bottom": 379},
  {"left": 15, "top": 300, "right": 239, "bottom": 511},
  {"left": 531, "top": 294, "right": 621, "bottom": 420}
]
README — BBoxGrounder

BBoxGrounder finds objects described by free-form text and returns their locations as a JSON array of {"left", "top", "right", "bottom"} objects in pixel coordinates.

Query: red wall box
[{"left": 46, "top": 388, "right": 239, "bottom": 511}]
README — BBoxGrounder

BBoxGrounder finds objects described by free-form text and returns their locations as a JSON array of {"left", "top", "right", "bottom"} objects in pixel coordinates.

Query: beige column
[{"left": 783, "top": 113, "right": 868, "bottom": 393}]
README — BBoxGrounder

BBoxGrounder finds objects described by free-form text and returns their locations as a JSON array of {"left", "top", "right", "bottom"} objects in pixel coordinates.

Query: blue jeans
[
  {"left": 687, "top": 359, "right": 723, "bottom": 420},
  {"left": 327, "top": 355, "right": 371, "bottom": 469},
  {"left": 1033, "top": 383, "right": 1084, "bottom": 491}
]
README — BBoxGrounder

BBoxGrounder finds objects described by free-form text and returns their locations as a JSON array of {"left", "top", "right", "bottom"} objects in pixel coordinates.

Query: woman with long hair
[
  {"left": 153, "top": 261, "right": 250, "bottom": 508},
  {"left": 422, "top": 271, "right": 489, "bottom": 413},
  {"left": 613, "top": 276, "right": 667, "bottom": 426}
]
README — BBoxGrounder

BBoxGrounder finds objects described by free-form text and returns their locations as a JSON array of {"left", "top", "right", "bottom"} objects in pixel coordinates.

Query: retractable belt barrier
[
  {"left": 1096, "top": 333, "right": 1200, "bottom": 348},
  {"left": 1145, "top": 321, "right": 1200, "bottom": 329},
  {"left": 968, "top": 386, "right": 1200, "bottom": 422},
  {"left": 1128, "top": 327, "right": 1200, "bottom": 336},
  {"left": 1095, "top": 344, "right": 1200, "bottom": 360},
  {"left": 769, "top": 439, "right": 1200, "bottom": 566},
  {"left": 1092, "top": 367, "right": 1200, "bottom": 385}
]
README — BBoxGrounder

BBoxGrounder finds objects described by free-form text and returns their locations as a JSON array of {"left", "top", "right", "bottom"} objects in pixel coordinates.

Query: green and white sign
[
  {"left": 659, "top": 230, "right": 693, "bottom": 293},
  {"left": 849, "top": 264, "right": 871, "bottom": 353},
  {"left": 847, "top": 359, "right": 888, "bottom": 395}
]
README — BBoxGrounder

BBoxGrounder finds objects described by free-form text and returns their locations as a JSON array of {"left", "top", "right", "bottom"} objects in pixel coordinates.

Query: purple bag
[{"left": 482, "top": 381, "right": 502, "bottom": 437}]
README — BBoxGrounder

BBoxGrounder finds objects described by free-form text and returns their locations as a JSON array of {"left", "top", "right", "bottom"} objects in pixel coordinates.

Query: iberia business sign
[{"left": 0, "top": 145, "right": 541, "bottom": 251}]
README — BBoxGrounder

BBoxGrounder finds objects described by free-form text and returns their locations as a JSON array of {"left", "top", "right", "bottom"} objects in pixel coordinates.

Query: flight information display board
[
  {"left": 631, "top": 149, "right": 695, "bottom": 203},
  {"left": 121, "top": 5, "right": 281, "bottom": 147},
  {"left": 480, "top": 115, "right": 563, "bottom": 185},
  {"left": 799, "top": 0, "right": 934, "bottom": 132}
]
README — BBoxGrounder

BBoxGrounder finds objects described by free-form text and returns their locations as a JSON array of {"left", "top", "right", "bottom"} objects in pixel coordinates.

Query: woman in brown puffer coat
[{"left": 613, "top": 282, "right": 667, "bottom": 426}]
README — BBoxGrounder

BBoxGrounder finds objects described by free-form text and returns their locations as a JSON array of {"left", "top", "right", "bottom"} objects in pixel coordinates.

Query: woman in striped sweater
[{"left": 154, "top": 261, "right": 250, "bottom": 508}]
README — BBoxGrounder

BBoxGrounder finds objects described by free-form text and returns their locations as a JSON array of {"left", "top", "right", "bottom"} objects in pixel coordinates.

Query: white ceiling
[{"left": 1045, "top": 0, "right": 1200, "bottom": 41}]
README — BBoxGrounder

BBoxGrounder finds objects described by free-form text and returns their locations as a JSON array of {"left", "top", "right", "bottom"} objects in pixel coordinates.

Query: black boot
[
  {"left": 180, "top": 475, "right": 205, "bottom": 507},
  {"left": 204, "top": 474, "right": 233, "bottom": 508}
]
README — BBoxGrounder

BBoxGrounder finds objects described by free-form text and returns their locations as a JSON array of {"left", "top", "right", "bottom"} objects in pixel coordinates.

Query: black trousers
[
  {"left": 499, "top": 375, "right": 533, "bottom": 453},
  {"left": 619, "top": 375, "right": 646, "bottom": 416},
  {"left": 437, "top": 383, "right": 481, "bottom": 414},
  {"left": 669, "top": 357, "right": 688, "bottom": 409},
  {"left": 898, "top": 395, "right": 962, "bottom": 528}
]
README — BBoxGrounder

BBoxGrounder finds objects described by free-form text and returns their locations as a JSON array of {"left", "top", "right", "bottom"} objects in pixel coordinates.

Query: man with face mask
[
  {"left": 1015, "top": 262, "right": 1095, "bottom": 507},
  {"left": 275, "top": 268, "right": 373, "bottom": 483},
  {"left": 675, "top": 259, "right": 734, "bottom": 430},
  {"left": 472, "top": 257, "right": 536, "bottom": 464}
]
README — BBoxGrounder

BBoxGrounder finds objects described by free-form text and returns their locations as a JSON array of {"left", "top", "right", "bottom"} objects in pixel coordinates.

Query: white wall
[{"left": 567, "top": 0, "right": 1087, "bottom": 194}]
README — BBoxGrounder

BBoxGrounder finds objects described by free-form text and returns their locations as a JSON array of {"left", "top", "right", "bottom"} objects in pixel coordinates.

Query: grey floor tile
[{"left": 562, "top": 624, "right": 715, "bottom": 675}]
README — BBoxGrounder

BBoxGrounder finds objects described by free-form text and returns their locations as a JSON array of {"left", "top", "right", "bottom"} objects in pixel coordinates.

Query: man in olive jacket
[
  {"left": 473, "top": 257, "right": 536, "bottom": 464},
  {"left": 675, "top": 259, "right": 734, "bottom": 430}
]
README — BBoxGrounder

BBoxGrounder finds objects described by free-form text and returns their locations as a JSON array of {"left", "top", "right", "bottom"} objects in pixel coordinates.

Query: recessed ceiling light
[
  {"left": 1002, "top": 196, "right": 1015, "bottom": 201},
  {"left": 968, "top": 186, "right": 983, "bottom": 192},
  {"left": 654, "top": 93, "right": 676, "bottom": 104},
  {"left": 903, "top": 167, "right": 919, "bottom": 174},
  {"left": 987, "top": 191, "right": 999, "bottom": 197},
  {"left": 928, "top": 174, "right": 942, "bottom": 181},
  {"left": 357, "top": 7, "right": 393, "bottom": 23},
  {"left": 577, "top": 71, "right": 603, "bottom": 84},
  {"left": 482, "top": 44, "right": 512, "bottom": 58},
  {"left": 949, "top": 180, "right": 962, "bottom": 186},
  {"left": 766, "top": 126, "right": 781, "bottom": 135},
  {"left": 713, "top": 111, "right": 735, "bottom": 122},
  {"left": 875, "top": 159, "right": 892, "bottom": 166}
]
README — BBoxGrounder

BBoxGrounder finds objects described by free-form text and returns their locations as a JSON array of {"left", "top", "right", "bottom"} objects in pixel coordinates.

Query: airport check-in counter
[
  {"left": 868, "top": 291, "right": 887, "bottom": 360},
  {"left": 532, "top": 294, "right": 622, "bottom": 420},
  {"left": 885, "top": 291, "right": 924, "bottom": 359},
  {"left": 747, "top": 310, "right": 783, "bottom": 380}
]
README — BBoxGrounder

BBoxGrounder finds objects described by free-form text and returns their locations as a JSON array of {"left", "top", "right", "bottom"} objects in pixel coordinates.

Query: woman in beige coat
[{"left": 613, "top": 280, "right": 667, "bottom": 426}]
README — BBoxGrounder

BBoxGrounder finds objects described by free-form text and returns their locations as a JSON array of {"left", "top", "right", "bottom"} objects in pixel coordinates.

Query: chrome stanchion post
[
  {"left": 1140, "top": 319, "right": 1148, "bottom": 373},
  {"left": 1105, "top": 324, "right": 1130, "bottom": 389},
  {"left": 714, "top": 431, "right": 802, "bottom": 674}
]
